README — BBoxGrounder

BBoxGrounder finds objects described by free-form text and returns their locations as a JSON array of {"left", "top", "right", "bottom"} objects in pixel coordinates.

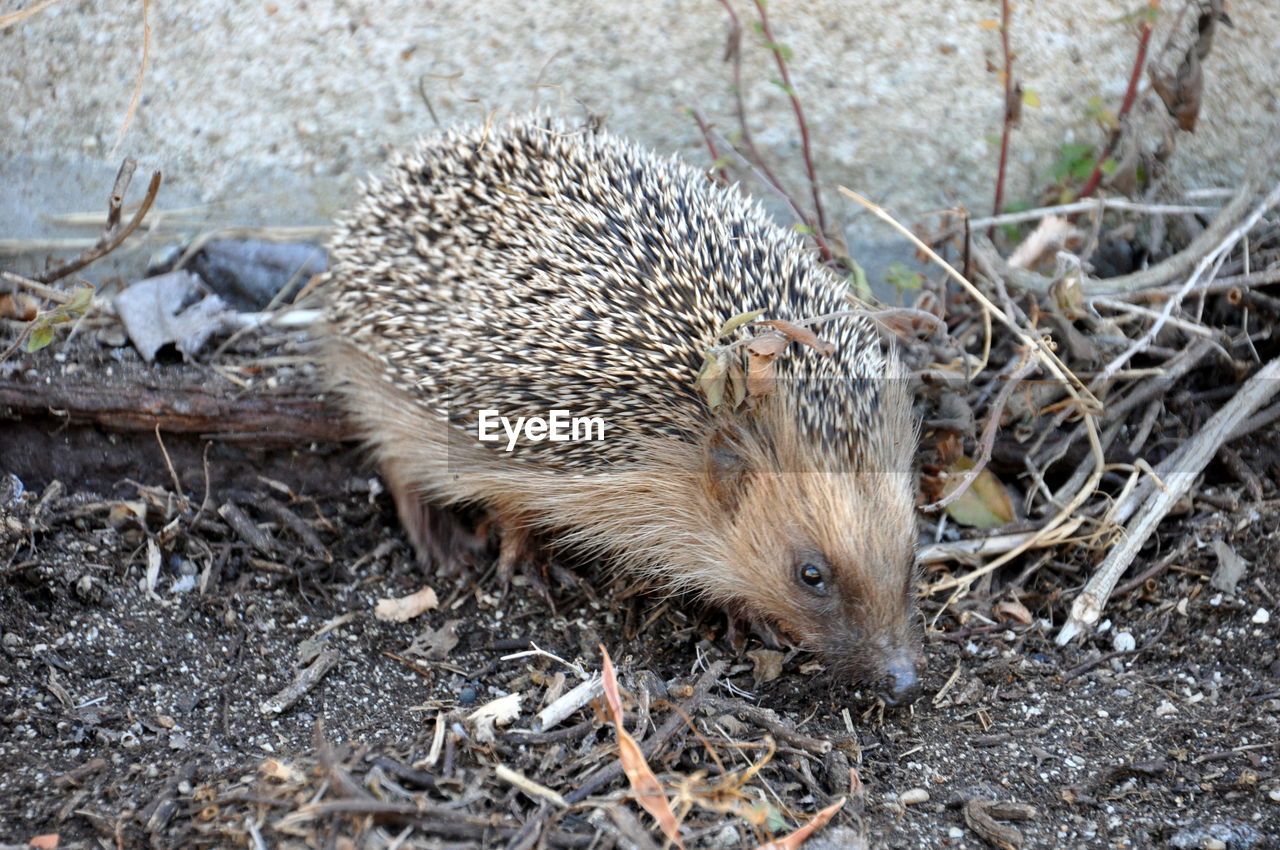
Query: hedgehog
[{"left": 321, "top": 116, "right": 922, "bottom": 703}]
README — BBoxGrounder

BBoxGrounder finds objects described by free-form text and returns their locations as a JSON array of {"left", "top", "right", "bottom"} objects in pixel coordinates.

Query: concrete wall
[{"left": 3, "top": 0, "right": 1277, "bottom": 281}]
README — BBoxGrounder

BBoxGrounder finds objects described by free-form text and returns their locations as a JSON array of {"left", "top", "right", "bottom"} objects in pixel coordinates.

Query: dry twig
[{"left": 1057, "top": 357, "right": 1280, "bottom": 643}]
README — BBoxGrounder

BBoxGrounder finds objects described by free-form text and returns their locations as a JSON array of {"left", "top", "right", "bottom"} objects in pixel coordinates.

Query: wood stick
[
  {"left": 1056, "top": 357, "right": 1280, "bottom": 645},
  {"left": 975, "top": 171, "right": 1265, "bottom": 296},
  {"left": 33, "top": 165, "right": 163, "bottom": 284},
  {"left": 0, "top": 372, "right": 346, "bottom": 443}
]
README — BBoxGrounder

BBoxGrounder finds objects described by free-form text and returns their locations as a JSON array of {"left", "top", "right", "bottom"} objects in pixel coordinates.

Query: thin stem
[
  {"left": 752, "top": 0, "right": 830, "bottom": 257},
  {"left": 1079, "top": 2, "right": 1157, "bottom": 200},
  {"left": 714, "top": 0, "right": 789, "bottom": 199},
  {"left": 989, "top": 0, "right": 1014, "bottom": 239},
  {"left": 689, "top": 109, "right": 729, "bottom": 184}
]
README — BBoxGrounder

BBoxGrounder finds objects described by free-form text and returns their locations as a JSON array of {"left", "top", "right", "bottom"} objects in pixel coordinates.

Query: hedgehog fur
[{"left": 322, "top": 116, "right": 922, "bottom": 701}]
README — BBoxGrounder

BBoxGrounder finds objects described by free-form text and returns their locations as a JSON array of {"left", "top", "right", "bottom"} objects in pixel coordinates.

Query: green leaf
[
  {"left": 943, "top": 458, "right": 1014, "bottom": 528},
  {"left": 1000, "top": 200, "right": 1032, "bottom": 242},
  {"left": 884, "top": 261, "right": 923, "bottom": 291},
  {"left": 24, "top": 321, "right": 55, "bottom": 353},
  {"left": 1020, "top": 87, "right": 1040, "bottom": 108},
  {"left": 763, "top": 41, "right": 793, "bottom": 61},
  {"left": 763, "top": 804, "right": 788, "bottom": 834},
  {"left": 1059, "top": 143, "right": 1093, "bottom": 162},
  {"left": 1049, "top": 142, "right": 1096, "bottom": 183},
  {"left": 1084, "top": 96, "right": 1118, "bottom": 130},
  {"left": 768, "top": 77, "right": 795, "bottom": 96},
  {"left": 716, "top": 309, "right": 766, "bottom": 339},
  {"left": 1099, "top": 156, "right": 1118, "bottom": 175},
  {"left": 19, "top": 284, "right": 96, "bottom": 353},
  {"left": 1071, "top": 156, "right": 1096, "bottom": 180},
  {"left": 65, "top": 284, "right": 95, "bottom": 314},
  {"left": 791, "top": 223, "right": 814, "bottom": 235},
  {"left": 847, "top": 258, "right": 872, "bottom": 301}
]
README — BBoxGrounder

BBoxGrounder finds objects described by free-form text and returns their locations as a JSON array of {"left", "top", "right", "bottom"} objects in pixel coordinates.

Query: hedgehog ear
[{"left": 704, "top": 424, "right": 752, "bottom": 513}]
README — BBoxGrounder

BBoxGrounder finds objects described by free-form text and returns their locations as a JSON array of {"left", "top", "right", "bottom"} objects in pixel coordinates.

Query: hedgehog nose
[{"left": 880, "top": 655, "right": 921, "bottom": 706}]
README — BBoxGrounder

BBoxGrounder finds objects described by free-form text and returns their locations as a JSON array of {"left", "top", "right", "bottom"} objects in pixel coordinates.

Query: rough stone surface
[{"left": 2, "top": 1, "right": 1277, "bottom": 280}]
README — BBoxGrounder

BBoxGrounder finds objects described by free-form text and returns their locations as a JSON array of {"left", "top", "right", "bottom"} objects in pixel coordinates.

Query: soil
[{"left": 1, "top": 339, "right": 1278, "bottom": 849}]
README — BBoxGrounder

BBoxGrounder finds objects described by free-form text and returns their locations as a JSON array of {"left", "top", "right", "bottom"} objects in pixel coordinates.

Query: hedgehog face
[{"left": 705, "top": 457, "right": 922, "bottom": 704}]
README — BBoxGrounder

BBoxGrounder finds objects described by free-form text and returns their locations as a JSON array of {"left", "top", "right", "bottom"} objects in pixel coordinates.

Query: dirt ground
[{"left": 1, "top": 342, "right": 1279, "bottom": 849}]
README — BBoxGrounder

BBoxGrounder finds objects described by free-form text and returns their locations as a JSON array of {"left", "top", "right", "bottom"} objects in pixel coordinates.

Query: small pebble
[
  {"left": 1156, "top": 701, "right": 1177, "bottom": 717},
  {"left": 1253, "top": 608, "right": 1270, "bottom": 625},
  {"left": 710, "top": 824, "right": 741, "bottom": 847},
  {"left": 0, "top": 473, "right": 24, "bottom": 505},
  {"left": 948, "top": 827, "right": 964, "bottom": 839},
  {"left": 1112, "top": 631, "right": 1136, "bottom": 652}
]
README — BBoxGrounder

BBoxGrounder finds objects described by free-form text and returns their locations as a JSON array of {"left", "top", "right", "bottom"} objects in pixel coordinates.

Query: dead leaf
[
  {"left": 746, "top": 332, "right": 788, "bottom": 400},
  {"left": 747, "top": 331, "right": 789, "bottom": 359},
  {"left": 1151, "top": 35, "right": 1204, "bottom": 133},
  {"left": 1005, "top": 81, "right": 1023, "bottom": 125},
  {"left": 1048, "top": 270, "right": 1083, "bottom": 315},
  {"left": 994, "top": 599, "right": 1033, "bottom": 626},
  {"left": 1209, "top": 539, "right": 1248, "bottom": 593},
  {"left": 259, "top": 757, "right": 305, "bottom": 783},
  {"left": 754, "top": 796, "right": 846, "bottom": 849},
  {"left": 760, "top": 319, "right": 835, "bottom": 355},
  {"left": 0, "top": 292, "right": 37, "bottom": 321},
  {"left": 28, "top": 835, "right": 59, "bottom": 850},
  {"left": 112, "top": 271, "right": 235, "bottom": 362},
  {"left": 467, "top": 692, "right": 522, "bottom": 744},
  {"left": 601, "top": 646, "right": 684, "bottom": 849},
  {"left": 747, "top": 649, "right": 785, "bottom": 684},
  {"left": 943, "top": 458, "right": 1014, "bottom": 528},
  {"left": 746, "top": 354, "right": 777, "bottom": 400},
  {"left": 374, "top": 585, "right": 439, "bottom": 622},
  {"left": 697, "top": 350, "right": 729, "bottom": 411},
  {"left": 406, "top": 619, "right": 461, "bottom": 660},
  {"left": 963, "top": 798, "right": 1037, "bottom": 850},
  {"left": 1007, "top": 215, "right": 1077, "bottom": 271},
  {"left": 726, "top": 357, "right": 747, "bottom": 409}
]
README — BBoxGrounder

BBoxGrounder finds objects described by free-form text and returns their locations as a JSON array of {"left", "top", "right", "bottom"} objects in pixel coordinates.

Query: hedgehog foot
[
  {"left": 385, "top": 468, "right": 484, "bottom": 577},
  {"left": 494, "top": 517, "right": 535, "bottom": 590},
  {"left": 725, "top": 611, "right": 793, "bottom": 653}
]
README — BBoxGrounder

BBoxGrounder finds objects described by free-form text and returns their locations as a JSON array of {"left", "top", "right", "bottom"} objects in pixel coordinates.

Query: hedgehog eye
[{"left": 796, "top": 561, "right": 830, "bottom": 596}]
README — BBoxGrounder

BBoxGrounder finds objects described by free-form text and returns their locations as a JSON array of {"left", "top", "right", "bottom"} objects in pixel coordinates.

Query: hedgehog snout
[{"left": 877, "top": 651, "right": 922, "bottom": 706}]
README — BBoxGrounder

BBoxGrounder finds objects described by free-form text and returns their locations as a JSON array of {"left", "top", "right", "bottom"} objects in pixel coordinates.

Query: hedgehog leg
[
  {"left": 493, "top": 511, "right": 535, "bottom": 589},
  {"left": 725, "top": 610, "right": 792, "bottom": 652},
  {"left": 383, "top": 464, "right": 481, "bottom": 576}
]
